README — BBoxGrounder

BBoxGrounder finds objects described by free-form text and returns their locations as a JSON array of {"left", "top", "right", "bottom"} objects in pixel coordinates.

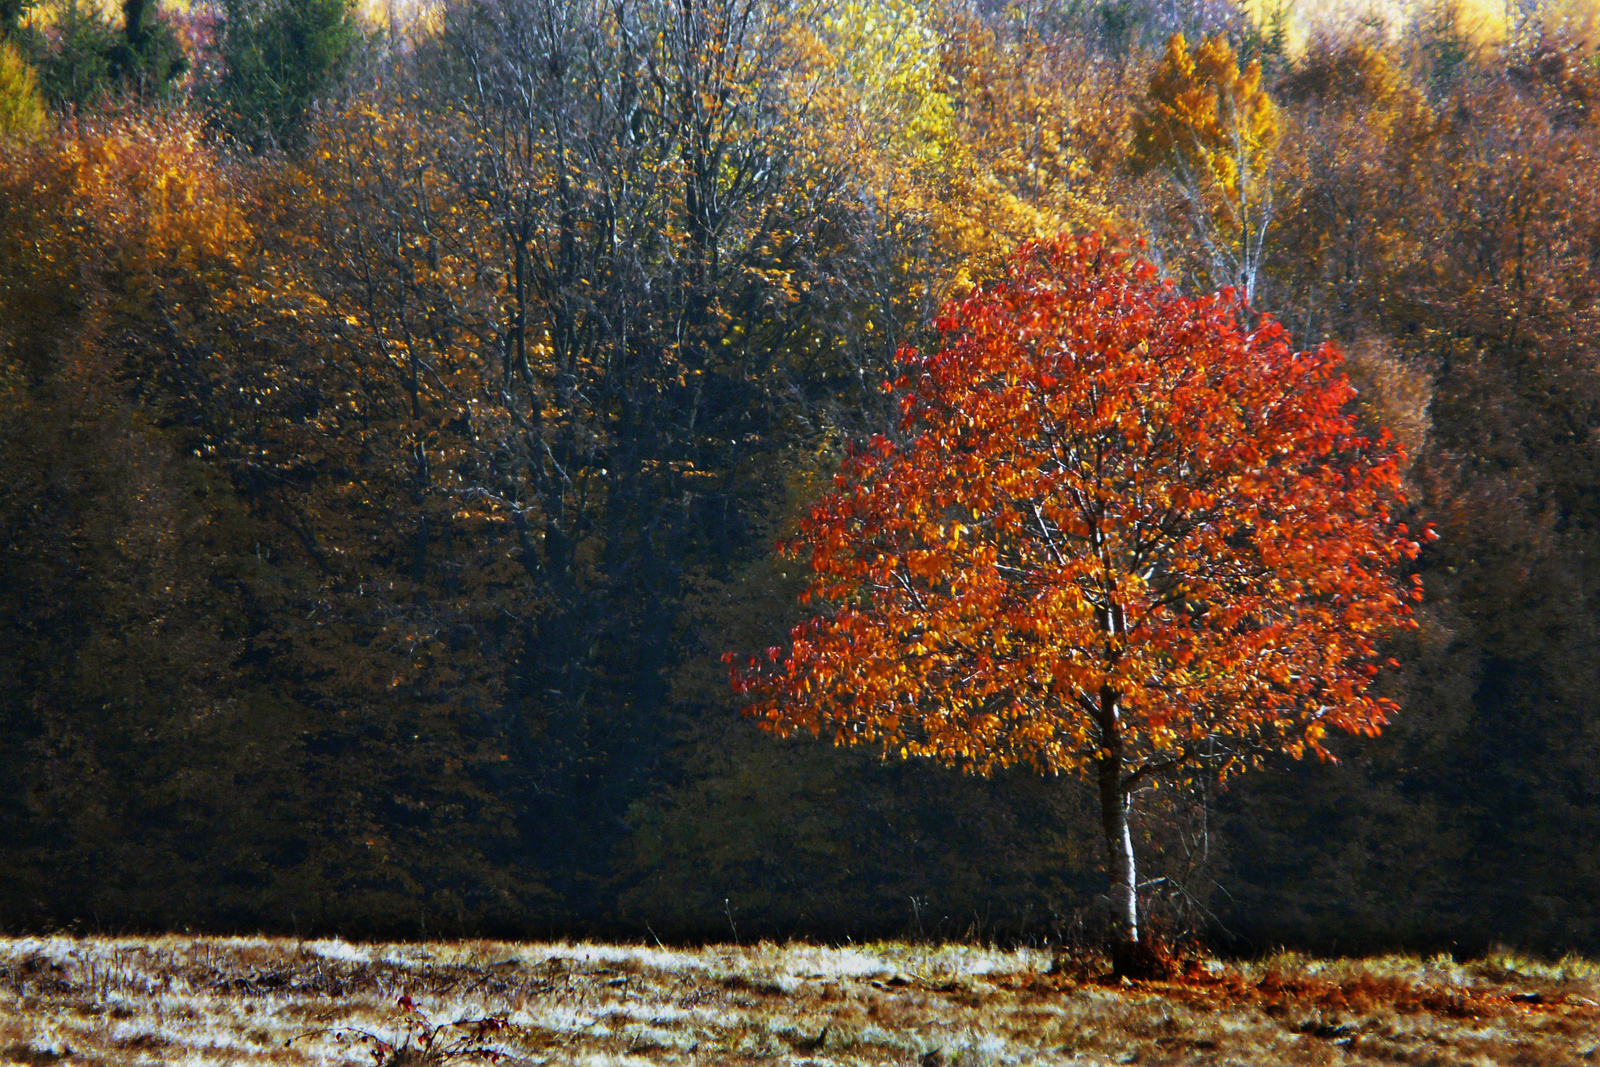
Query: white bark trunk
[{"left": 1098, "top": 749, "right": 1138, "bottom": 945}]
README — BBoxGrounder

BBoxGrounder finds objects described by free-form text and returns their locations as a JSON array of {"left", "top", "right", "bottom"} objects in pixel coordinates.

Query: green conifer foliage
[
  {"left": 14, "top": 0, "right": 184, "bottom": 110},
  {"left": 108, "top": 0, "right": 188, "bottom": 100},
  {"left": 213, "top": 0, "right": 361, "bottom": 150}
]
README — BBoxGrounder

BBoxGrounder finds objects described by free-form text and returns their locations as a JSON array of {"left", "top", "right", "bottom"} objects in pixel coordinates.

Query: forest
[{"left": 1, "top": 0, "right": 1599, "bottom": 958}]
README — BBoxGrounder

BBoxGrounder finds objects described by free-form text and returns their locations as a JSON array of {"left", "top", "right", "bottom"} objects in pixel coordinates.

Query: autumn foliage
[{"left": 734, "top": 234, "right": 1421, "bottom": 771}]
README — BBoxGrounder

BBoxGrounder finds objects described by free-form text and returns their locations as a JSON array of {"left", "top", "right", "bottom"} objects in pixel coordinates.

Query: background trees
[
  {"left": 1, "top": 0, "right": 1599, "bottom": 953},
  {"left": 1218, "top": 26, "right": 1600, "bottom": 953}
]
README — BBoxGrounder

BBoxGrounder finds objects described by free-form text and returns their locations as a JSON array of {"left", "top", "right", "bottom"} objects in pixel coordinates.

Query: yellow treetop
[
  {"left": 0, "top": 40, "right": 46, "bottom": 143},
  {"left": 1132, "top": 33, "right": 1283, "bottom": 301},
  {"left": 1133, "top": 33, "right": 1281, "bottom": 200}
]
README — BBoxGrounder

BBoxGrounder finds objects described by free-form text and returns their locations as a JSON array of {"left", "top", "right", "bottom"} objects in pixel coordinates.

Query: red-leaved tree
[{"left": 729, "top": 235, "right": 1426, "bottom": 971}]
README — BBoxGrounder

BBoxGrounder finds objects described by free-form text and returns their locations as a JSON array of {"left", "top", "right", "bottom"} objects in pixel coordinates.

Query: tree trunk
[
  {"left": 1094, "top": 679, "right": 1170, "bottom": 980},
  {"left": 1097, "top": 729, "right": 1176, "bottom": 980},
  {"left": 1097, "top": 749, "right": 1138, "bottom": 946}
]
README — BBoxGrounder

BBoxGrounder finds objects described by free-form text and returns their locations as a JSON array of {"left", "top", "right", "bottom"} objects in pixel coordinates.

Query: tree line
[{"left": 2, "top": 0, "right": 1599, "bottom": 954}]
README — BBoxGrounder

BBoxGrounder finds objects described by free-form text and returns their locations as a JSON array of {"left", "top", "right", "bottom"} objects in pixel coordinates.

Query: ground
[{"left": 0, "top": 935, "right": 1596, "bottom": 1065}]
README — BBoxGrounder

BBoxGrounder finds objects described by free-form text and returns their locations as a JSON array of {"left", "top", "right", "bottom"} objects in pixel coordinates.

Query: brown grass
[{"left": 0, "top": 935, "right": 1595, "bottom": 1065}]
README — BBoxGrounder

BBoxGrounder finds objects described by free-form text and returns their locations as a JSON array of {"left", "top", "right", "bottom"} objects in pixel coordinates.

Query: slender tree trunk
[
  {"left": 1096, "top": 748, "right": 1138, "bottom": 946},
  {"left": 1095, "top": 676, "right": 1153, "bottom": 979}
]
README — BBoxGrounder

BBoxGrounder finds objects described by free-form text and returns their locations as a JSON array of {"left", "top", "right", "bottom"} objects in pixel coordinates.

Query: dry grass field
[{"left": 0, "top": 934, "right": 1596, "bottom": 1066}]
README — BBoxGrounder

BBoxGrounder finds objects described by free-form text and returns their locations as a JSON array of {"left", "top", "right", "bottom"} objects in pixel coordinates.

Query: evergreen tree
[
  {"left": 108, "top": 0, "right": 188, "bottom": 100},
  {"left": 32, "top": 0, "right": 116, "bottom": 107},
  {"left": 213, "top": 0, "right": 360, "bottom": 150},
  {"left": 15, "top": 0, "right": 184, "bottom": 110}
]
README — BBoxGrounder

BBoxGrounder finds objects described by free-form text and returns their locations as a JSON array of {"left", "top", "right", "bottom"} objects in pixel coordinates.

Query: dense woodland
[{"left": 2, "top": 0, "right": 1599, "bottom": 954}]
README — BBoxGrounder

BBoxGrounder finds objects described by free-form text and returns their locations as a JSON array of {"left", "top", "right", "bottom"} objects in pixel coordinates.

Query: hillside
[
  {"left": 1, "top": 936, "right": 1595, "bottom": 1065},
  {"left": 5, "top": 0, "right": 1600, "bottom": 953}
]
